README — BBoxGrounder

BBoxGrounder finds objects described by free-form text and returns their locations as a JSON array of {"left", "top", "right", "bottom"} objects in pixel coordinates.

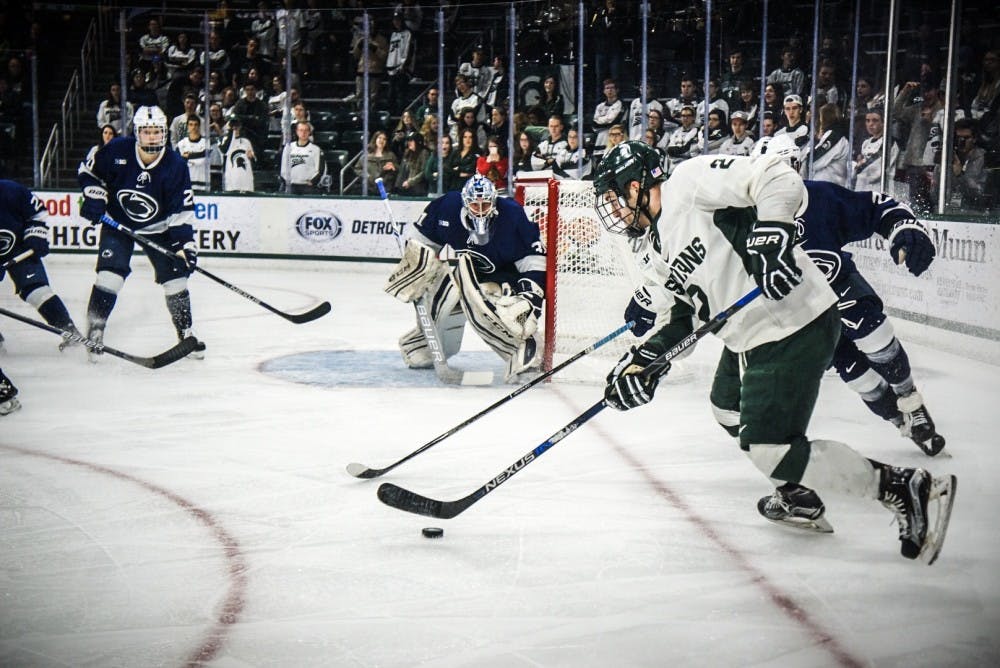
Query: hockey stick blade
[
  {"left": 347, "top": 321, "right": 636, "bottom": 479},
  {"left": 375, "top": 289, "right": 763, "bottom": 519},
  {"left": 0, "top": 306, "right": 196, "bottom": 369},
  {"left": 100, "top": 215, "right": 331, "bottom": 324}
]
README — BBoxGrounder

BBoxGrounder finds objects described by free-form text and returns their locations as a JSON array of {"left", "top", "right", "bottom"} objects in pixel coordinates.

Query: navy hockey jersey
[
  {"left": 797, "top": 180, "right": 916, "bottom": 287},
  {"left": 78, "top": 136, "right": 195, "bottom": 240},
  {"left": 0, "top": 179, "right": 47, "bottom": 259},
  {"left": 411, "top": 191, "right": 546, "bottom": 295}
]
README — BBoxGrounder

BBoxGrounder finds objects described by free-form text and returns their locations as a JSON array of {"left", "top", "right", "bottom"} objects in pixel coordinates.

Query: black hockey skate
[
  {"left": 757, "top": 482, "right": 834, "bottom": 533},
  {"left": 879, "top": 466, "right": 957, "bottom": 564},
  {"left": 0, "top": 370, "right": 20, "bottom": 415},
  {"left": 180, "top": 328, "right": 206, "bottom": 360},
  {"left": 897, "top": 391, "right": 946, "bottom": 456}
]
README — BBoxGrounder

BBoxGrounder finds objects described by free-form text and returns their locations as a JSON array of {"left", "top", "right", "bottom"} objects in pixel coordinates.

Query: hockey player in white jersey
[{"left": 592, "top": 141, "right": 956, "bottom": 563}]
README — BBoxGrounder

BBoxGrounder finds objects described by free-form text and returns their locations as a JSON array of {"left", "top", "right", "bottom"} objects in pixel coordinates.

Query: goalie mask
[
  {"left": 751, "top": 133, "right": 802, "bottom": 172},
  {"left": 133, "top": 105, "right": 168, "bottom": 155},
  {"left": 592, "top": 141, "right": 665, "bottom": 238},
  {"left": 460, "top": 174, "right": 498, "bottom": 245}
]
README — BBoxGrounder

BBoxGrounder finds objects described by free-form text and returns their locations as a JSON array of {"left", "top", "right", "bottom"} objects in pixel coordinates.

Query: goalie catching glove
[
  {"left": 385, "top": 239, "right": 446, "bottom": 303},
  {"left": 746, "top": 220, "right": 802, "bottom": 300},
  {"left": 604, "top": 344, "right": 671, "bottom": 411}
]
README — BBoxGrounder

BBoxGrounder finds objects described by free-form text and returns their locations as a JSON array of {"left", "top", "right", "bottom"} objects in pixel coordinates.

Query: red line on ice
[{"left": 1, "top": 445, "right": 246, "bottom": 667}]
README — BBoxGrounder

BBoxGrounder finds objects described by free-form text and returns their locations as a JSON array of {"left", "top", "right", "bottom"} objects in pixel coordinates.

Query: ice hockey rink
[{"left": 1, "top": 254, "right": 998, "bottom": 668}]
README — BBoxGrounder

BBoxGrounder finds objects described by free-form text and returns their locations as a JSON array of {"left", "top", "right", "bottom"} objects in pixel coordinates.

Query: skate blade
[
  {"left": 764, "top": 515, "right": 835, "bottom": 534},
  {"left": 914, "top": 434, "right": 947, "bottom": 457},
  {"left": 920, "top": 475, "right": 957, "bottom": 565}
]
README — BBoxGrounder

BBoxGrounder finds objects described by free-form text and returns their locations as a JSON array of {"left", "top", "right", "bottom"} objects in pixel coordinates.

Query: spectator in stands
[
  {"left": 939, "top": 118, "right": 988, "bottom": 208},
  {"left": 452, "top": 128, "right": 480, "bottom": 185},
  {"left": 449, "top": 74, "right": 486, "bottom": 131},
  {"left": 459, "top": 47, "right": 490, "bottom": 98},
  {"left": 732, "top": 81, "right": 760, "bottom": 136},
  {"left": 665, "top": 104, "right": 701, "bottom": 172},
  {"left": 485, "top": 106, "right": 509, "bottom": 145},
  {"left": 851, "top": 75, "right": 885, "bottom": 154},
  {"left": 386, "top": 11, "right": 415, "bottom": 114},
  {"left": 3, "top": 56, "right": 29, "bottom": 102},
  {"left": 200, "top": 70, "right": 225, "bottom": 111},
  {"left": 894, "top": 78, "right": 943, "bottom": 214},
  {"left": 476, "top": 134, "right": 508, "bottom": 190},
  {"left": 96, "top": 82, "right": 133, "bottom": 135},
  {"left": 396, "top": 132, "right": 429, "bottom": 197},
  {"left": 555, "top": 128, "right": 591, "bottom": 180},
  {"left": 704, "top": 108, "right": 730, "bottom": 154},
  {"left": 483, "top": 54, "right": 507, "bottom": 112},
  {"left": 391, "top": 109, "right": 420, "bottom": 158},
  {"left": 128, "top": 69, "right": 159, "bottom": 109},
  {"left": 251, "top": 0, "right": 278, "bottom": 59},
  {"left": 349, "top": 15, "right": 388, "bottom": 107},
  {"left": 646, "top": 109, "right": 673, "bottom": 150},
  {"left": 419, "top": 113, "right": 439, "bottom": 150},
  {"left": 695, "top": 78, "right": 730, "bottom": 128},
  {"left": 395, "top": 0, "right": 423, "bottom": 33},
  {"left": 511, "top": 130, "right": 537, "bottom": 177},
  {"left": 84, "top": 124, "right": 117, "bottom": 166},
  {"left": 540, "top": 75, "right": 566, "bottom": 121},
  {"left": 232, "top": 80, "right": 269, "bottom": 155},
  {"left": 232, "top": 37, "right": 272, "bottom": 89},
  {"left": 811, "top": 60, "right": 846, "bottom": 112},
  {"left": 220, "top": 86, "right": 238, "bottom": 121},
  {"left": 451, "top": 108, "right": 486, "bottom": 150},
  {"left": 138, "top": 18, "right": 170, "bottom": 74},
  {"left": 854, "top": 107, "right": 897, "bottom": 192},
  {"left": 627, "top": 83, "right": 663, "bottom": 141},
  {"left": 207, "top": 102, "right": 227, "bottom": 145},
  {"left": 760, "top": 111, "right": 778, "bottom": 138},
  {"left": 592, "top": 78, "right": 625, "bottom": 156},
  {"left": 355, "top": 129, "right": 398, "bottom": 193},
  {"left": 200, "top": 32, "right": 232, "bottom": 87},
  {"left": 665, "top": 75, "right": 701, "bottom": 125},
  {"left": 590, "top": 0, "right": 628, "bottom": 98},
  {"left": 424, "top": 134, "right": 458, "bottom": 193},
  {"left": 277, "top": 0, "right": 304, "bottom": 64},
  {"left": 239, "top": 68, "right": 266, "bottom": 100},
  {"left": 220, "top": 117, "right": 255, "bottom": 192},
  {"left": 605, "top": 124, "right": 626, "bottom": 151},
  {"left": 166, "top": 32, "right": 197, "bottom": 81},
  {"left": 767, "top": 45, "right": 806, "bottom": 98},
  {"left": 299, "top": 0, "right": 325, "bottom": 78},
  {"left": 775, "top": 94, "right": 810, "bottom": 148},
  {"left": 531, "top": 114, "right": 568, "bottom": 171},
  {"left": 970, "top": 50, "right": 999, "bottom": 120},
  {"left": 762, "top": 82, "right": 784, "bottom": 127},
  {"left": 167, "top": 66, "right": 204, "bottom": 120},
  {"left": 720, "top": 48, "right": 751, "bottom": 107},
  {"left": 280, "top": 120, "right": 326, "bottom": 194},
  {"left": 719, "top": 110, "right": 755, "bottom": 156},
  {"left": 177, "top": 116, "right": 211, "bottom": 192},
  {"left": 807, "top": 102, "right": 851, "bottom": 186},
  {"left": 414, "top": 86, "right": 439, "bottom": 126},
  {"left": 171, "top": 94, "right": 200, "bottom": 147},
  {"left": 267, "top": 75, "right": 287, "bottom": 133}
]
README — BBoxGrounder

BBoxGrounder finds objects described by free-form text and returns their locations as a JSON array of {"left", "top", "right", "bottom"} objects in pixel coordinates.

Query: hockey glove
[
  {"left": 80, "top": 185, "right": 108, "bottom": 224},
  {"left": 746, "top": 221, "right": 802, "bottom": 300},
  {"left": 887, "top": 219, "right": 934, "bottom": 277},
  {"left": 22, "top": 225, "right": 50, "bottom": 258},
  {"left": 172, "top": 240, "right": 198, "bottom": 270},
  {"left": 495, "top": 291, "right": 539, "bottom": 340},
  {"left": 624, "top": 286, "right": 658, "bottom": 337},
  {"left": 604, "top": 344, "right": 671, "bottom": 411}
]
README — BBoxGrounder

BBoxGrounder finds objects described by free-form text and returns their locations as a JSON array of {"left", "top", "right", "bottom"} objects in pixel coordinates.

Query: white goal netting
[{"left": 517, "top": 177, "right": 644, "bottom": 384}]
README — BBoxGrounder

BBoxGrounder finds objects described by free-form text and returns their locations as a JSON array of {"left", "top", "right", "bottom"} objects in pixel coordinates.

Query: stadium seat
[
  {"left": 339, "top": 129, "right": 366, "bottom": 152},
  {"left": 313, "top": 130, "right": 339, "bottom": 149},
  {"left": 311, "top": 110, "right": 337, "bottom": 131}
]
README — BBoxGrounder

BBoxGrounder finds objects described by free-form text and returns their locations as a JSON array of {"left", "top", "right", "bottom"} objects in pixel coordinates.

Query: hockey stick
[
  {"left": 1, "top": 249, "right": 34, "bottom": 270},
  {"left": 99, "top": 215, "right": 331, "bottom": 324},
  {"left": 376, "top": 177, "right": 494, "bottom": 386},
  {"left": 0, "top": 306, "right": 199, "bottom": 369},
  {"left": 377, "top": 287, "right": 763, "bottom": 519},
  {"left": 347, "top": 319, "right": 636, "bottom": 479}
]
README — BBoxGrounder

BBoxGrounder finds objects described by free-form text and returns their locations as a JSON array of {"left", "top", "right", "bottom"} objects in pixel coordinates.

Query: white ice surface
[{"left": 1, "top": 254, "right": 998, "bottom": 668}]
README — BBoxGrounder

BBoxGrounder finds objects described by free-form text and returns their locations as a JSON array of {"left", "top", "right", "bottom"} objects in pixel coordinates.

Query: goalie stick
[
  {"left": 347, "top": 320, "right": 636, "bottom": 479},
  {"left": 0, "top": 306, "right": 199, "bottom": 369},
  {"left": 376, "top": 177, "right": 493, "bottom": 386},
  {"left": 377, "top": 287, "right": 764, "bottom": 519},
  {"left": 99, "top": 216, "right": 331, "bottom": 324}
]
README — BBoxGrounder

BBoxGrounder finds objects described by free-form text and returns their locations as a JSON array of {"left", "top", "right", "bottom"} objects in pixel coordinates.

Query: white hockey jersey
[
  {"left": 648, "top": 155, "right": 836, "bottom": 352},
  {"left": 223, "top": 136, "right": 255, "bottom": 192}
]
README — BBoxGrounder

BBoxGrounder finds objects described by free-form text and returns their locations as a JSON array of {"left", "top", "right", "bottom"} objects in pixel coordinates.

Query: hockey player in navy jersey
[
  {"left": 77, "top": 105, "right": 205, "bottom": 360},
  {"left": 0, "top": 179, "right": 82, "bottom": 350},
  {"left": 384, "top": 174, "right": 546, "bottom": 383}
]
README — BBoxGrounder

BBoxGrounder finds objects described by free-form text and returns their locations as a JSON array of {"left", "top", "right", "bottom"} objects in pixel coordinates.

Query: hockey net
[{"left": 515, "top": 176, "right": 644, "bottom": 384}]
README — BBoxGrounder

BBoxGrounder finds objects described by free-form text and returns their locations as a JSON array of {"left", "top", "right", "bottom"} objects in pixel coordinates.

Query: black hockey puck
[{"left": 421, "top": 527, "right": 444, "bottom": 539}]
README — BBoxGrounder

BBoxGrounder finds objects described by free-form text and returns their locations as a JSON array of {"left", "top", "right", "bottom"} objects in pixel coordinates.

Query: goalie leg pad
[
  {"left": 452, "top": 255, "right": 520, "bottom": 359},
  {"left": 399, "top": 273, "right": 466, "bottom": 368},
  {"left": 385, "top": 239, "right": 446, "bottom": 303}
]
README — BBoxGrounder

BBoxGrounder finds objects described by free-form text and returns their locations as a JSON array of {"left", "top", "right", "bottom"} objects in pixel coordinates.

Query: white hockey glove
[
  {"left": 604, "top": 344, "right": 671, "bottom": 411},
  {"left": 494, "top": 289, "right": 538, "bottom": 340},
  {"left": 385, "top": 239, "right": 446, "bottom": 303}
]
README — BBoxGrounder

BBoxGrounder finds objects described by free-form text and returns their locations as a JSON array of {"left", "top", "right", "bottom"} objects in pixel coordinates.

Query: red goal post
[{"left": 514, "top": 174, "right": 645, "bottom": 384}]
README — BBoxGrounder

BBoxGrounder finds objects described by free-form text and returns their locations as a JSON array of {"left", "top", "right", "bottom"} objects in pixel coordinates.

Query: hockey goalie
[{"left": 385, "top": 174, "right": 547, "bottom": 384}]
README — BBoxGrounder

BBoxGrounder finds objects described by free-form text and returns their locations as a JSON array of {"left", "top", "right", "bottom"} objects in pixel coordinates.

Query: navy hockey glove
[
  {"left": 80, "top": 185, "right": 108, "bottom": 224},
  {"left": 624, "top": 286, "right": 657, "bottom": 337},
  {"left": 746, "top": 221, "right": 802, "bottom": 300},
  {"left": 888, "top": 219, "right": 934, "bottom": 276},
  {"left": 22, "top": 225, "right": 50, "bottom": 258},
  {"left": 604, "top": 345, "right": 671, "bottom": 411},
  {"left": 172, "top": 240, "right": 198, "bottom": 270}
]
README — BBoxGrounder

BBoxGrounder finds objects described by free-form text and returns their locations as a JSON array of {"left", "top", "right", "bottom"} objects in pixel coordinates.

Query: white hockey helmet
[
  {"left": 133, "top": 105, "right": 168, "bottom": 154},
  {"left": 461, "top": 174, "right": 498, "bottom": 243},
  {"left": 751, "top": 133, "right": 801, "bottom": 171}
]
